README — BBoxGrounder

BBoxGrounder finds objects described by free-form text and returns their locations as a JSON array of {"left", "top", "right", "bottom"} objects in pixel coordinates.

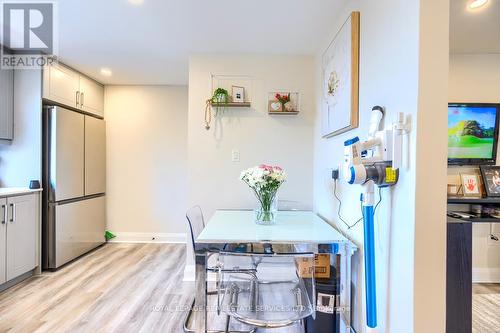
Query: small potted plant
[
  {"left": 204, "top": 88, "right": 230, "bottom": 130},
  {"left": 211, "top": 88, "right": 230, "bottom": 114}
]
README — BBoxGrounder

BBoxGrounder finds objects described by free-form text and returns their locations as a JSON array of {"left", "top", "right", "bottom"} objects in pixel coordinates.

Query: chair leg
[{"left": 224, "top": 315, "right": 231, "bottom": 333}]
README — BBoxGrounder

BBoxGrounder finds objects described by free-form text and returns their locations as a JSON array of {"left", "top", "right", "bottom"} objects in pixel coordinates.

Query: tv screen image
[{"left": 448, "top": 104, "right": 499, "bottom": 163}]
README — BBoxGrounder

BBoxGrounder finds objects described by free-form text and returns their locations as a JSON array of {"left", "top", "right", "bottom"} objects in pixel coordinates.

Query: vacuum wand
[
  {"left": 343, "top": 106, "right": 406, "bottom": 329},
  {"left": 362, "top": 180, "right": 377, "bottom": 328}
]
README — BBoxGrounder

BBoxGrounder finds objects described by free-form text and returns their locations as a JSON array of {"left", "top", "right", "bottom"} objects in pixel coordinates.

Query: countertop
[{"left": 0, "top": 187, "right": 43, "bottom": 197}]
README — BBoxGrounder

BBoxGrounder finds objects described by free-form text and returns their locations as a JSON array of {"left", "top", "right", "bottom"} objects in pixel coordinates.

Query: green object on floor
[{"left": 105, "top": 230, "right": 116, "bottom": 241}]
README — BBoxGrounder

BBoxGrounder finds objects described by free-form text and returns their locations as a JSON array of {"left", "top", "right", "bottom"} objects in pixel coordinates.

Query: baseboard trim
[
  {"left": 473, "top": 268, "right": 500, "bottom": 283},
  {"left": 0, "top": 270, "right": 34, "bottom": 292},
  {"left": 108, "top": 232, "right": 187, "bottom": 244}
]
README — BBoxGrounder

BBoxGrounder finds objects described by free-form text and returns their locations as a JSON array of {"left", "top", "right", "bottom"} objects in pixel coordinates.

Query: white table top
[{"left": 197, "top": 210, "right": 349, "bottom": 244}]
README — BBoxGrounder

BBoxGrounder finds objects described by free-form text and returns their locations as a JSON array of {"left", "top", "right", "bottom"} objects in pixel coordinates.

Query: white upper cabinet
[
  {"left": 43, "top": 63, "right": 80, "bottom": 108},
  {"left": 79, "top": 76, "right": 104, "bottom": 117},
  {"left": 43, "top": 63, "right": 104, "bottom": 118},
  {"left": 0, "top": 67, "right": 14, "bottom": 141}
]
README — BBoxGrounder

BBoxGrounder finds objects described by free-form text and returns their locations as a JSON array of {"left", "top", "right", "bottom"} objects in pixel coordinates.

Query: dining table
[{"left": 193, "top": 209, "right": 357, "bottom": 333}]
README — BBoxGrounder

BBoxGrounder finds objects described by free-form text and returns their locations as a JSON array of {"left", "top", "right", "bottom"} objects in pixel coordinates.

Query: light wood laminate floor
[
  {"left": 0, "top": 243, "right": 303, "bottom": 333},
  {"left": 473, "top": 283, "right": 500, "bottom": 333},
  {"left": 0, "top": 243, "right": 193, "bottom": 333}
]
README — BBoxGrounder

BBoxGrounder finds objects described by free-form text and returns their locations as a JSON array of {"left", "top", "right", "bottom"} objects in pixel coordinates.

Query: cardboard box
[{"left": 297, "top": 254, "right": 331, "bottom": 279}]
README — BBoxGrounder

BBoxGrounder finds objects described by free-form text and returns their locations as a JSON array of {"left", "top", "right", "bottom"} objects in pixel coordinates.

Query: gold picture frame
[
  {"left": 321, "top": 11, "right": 360, "bottom": 138},
  {"left": 461, "top": 173, "right": 482, "bottom": 197}
]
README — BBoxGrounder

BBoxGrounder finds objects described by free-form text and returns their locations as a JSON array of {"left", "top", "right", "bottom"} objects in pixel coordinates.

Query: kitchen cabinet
[
  {"left": 0, "top": 67, "right": 14, "bottom": 141},
  {"left": 42, "top": 63, "right": 80, "bottom": 109},
  {"left": 0, "top": 199, "right": 6, "bottom": 284},
  {"left": 79, "top": 76, "right": 104, "bottom": 117},
  {"left": 43, "top": 63, "right": 104, "bottom": 118},
  {"left": 6, "top": 194, "right": 37, "bottom": 281},
  {"left": 0, "top": 192, "right": 38, "bottom": 286}
]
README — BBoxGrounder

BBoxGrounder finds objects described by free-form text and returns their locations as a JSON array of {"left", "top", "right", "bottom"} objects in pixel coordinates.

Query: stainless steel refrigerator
[{"left": 42, "top": 106, "right": 106, "bottom": 269}]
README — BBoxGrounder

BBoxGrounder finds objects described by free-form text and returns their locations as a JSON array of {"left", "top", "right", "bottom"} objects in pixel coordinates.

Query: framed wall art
[
  {"left": 480, "top": 165, "right": 500, "bottom": 197},
  {"left": 321, "top": 11, "right": 360, "bottom": 138}
]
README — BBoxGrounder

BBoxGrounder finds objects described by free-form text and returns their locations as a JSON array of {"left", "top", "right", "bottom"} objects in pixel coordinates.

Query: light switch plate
[{"left": 231, "top": 149, "right": 240, "bottom": 162}]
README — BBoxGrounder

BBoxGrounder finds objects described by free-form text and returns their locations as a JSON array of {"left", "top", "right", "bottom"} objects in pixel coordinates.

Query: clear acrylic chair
[
  {"left": 184, "top": 206, "right": 256, "bottom": 333},
  {"left": 217, "top": 252, "right": 316, "bottom": 331}
]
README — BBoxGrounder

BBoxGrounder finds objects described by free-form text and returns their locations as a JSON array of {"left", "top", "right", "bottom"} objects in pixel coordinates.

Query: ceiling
[
  {"left": 54, "top": 0, "right": 347, "bottom": 85},
  {"left": 450, "top": 0, "right": 500, "bottom": 54}
]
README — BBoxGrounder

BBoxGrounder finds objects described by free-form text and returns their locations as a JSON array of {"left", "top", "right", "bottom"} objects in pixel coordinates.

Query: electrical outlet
[
  {"left": 231, "top": 149, "right": 240, "bottom": 162},
  {"left": 332, "top": 168, "right": 339, "bottom": 180}
]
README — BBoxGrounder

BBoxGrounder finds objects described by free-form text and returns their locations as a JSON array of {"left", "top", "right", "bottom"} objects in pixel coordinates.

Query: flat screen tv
[{"left": 448, "top": 103, "right": 500, "bottom": 165}]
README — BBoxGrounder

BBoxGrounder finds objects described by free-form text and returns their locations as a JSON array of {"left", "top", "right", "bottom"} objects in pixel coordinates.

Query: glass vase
[{"left": 254, "top": 195, "right": 278, "bottom": 225}]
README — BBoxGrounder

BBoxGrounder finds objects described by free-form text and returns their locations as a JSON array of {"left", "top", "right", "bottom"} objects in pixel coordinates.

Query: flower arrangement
[
  {"left": 240, "top": 165, "right": 286, "bottom": 224},
  {"left": 275, "top": 93, "right": 290, "bottom": 105}
]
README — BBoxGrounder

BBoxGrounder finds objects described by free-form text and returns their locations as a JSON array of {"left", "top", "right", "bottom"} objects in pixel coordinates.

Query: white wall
[
  {"left": 105, "top": 85, "right": 188, "bottom": 242},
  {"left": 449, "top": 54, "right": 500, "bottom": 282},
  {"left": 313, "top": 1, "right": 448, "bottom": 332},
  {"left": 0, "top": 69, "right": 43, "bottom": 187},
  {"left": 187, "top": 55, "right": 315, "bottom": 218}
]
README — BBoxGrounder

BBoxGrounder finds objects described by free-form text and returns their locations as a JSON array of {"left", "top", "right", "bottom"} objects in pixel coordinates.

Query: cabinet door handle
[
  {"left": 9, "top": 203, "right": 15, "bottom": 223},
  {"left": 1, "top": 205, "right": 6, "bottom": 224},
  {"left": 81, "top": 92, "right": 84, "bottom": 107},
  {"left": 76, "top": 91, "right": 80, "bottom": 107}
]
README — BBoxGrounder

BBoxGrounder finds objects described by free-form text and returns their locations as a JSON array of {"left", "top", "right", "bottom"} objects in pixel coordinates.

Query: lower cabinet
[
  {"left": 0, "top": 194, "right": 38, "bottom": 284},
  {"left": 0, "top": 199, "right": 7, "bottom": 284}
]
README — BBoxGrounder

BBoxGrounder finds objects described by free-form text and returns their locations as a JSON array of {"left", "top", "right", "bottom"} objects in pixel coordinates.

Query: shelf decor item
[
  {"left": 275, "top": 93, "right": 290, "bottom": 110},
  {"left": 204, "top": 88, "right": 230, "bottom": 130},
  {"left": 447, "top": 174, "right": 462, "bottom": 197},
  {"left": 321, "top": 11, "right": 360, "bottom": 138},
  {"left": 211, "top": 88, "right": 230, "bottom": 113},
  {"left": 268, "top": 100, "right": 283, "bottom": 112},
  {"left": 232, "top": 86, "right": 245, "bottom": 103},
  {"left": 268, "top": 91, "right": 300, "bottom": 114},
  {"left": 461, "top": 173, "right": 482, "bottom": 197},
  {"left": 480, "top": 165, "right": 500, "bottom": 197},
  {"left": 240, "top": 165, "right": 286, "bottom": 225}
]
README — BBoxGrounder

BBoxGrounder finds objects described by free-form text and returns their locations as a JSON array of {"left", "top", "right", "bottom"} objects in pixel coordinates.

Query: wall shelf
[
  {"left": 448, "top": 215, "right": 500, "bottom": 223},
  {"left": 268, "top": 111, "right": 300, "bottom": 115},
  {"left": 447, "top": 197, "right": 500, "bottom": 204},
  {"left": 210, "top": 102, "right": 251, "bottom": 108}
]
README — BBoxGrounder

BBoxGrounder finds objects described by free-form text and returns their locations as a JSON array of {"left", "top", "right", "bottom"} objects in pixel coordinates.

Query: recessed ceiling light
[
  {"left": 468, "top": 0, "right": 488, "bottom": 10},
  {"left": 128, "top": 0, "right": 144, "bottom": 5},
  {"left": 100, "top": 68, "right": 112, "bottom": 76}
]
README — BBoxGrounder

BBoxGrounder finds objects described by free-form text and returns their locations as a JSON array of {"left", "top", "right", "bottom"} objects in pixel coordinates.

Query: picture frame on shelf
[
  {"left": 232, "top": 86, "right": 245, "bottom": 103},
  {"left": 480, "top": 165, "right": 500, "bottom": 197},
  {"left": 461, "top": 173, "right": 482, "bottom": 197},
  {"left": 447, "top": 174, "right": 461, "bottom": 197}
]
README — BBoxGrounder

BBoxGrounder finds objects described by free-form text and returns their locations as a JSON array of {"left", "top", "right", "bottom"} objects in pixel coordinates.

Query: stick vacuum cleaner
[{"left": 343, "top": 106, "right": 408, "bottom": 329}]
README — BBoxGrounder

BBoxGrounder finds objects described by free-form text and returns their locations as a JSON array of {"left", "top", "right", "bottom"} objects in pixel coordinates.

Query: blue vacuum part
[{"left": 363, "top": 205, "right": 377, "bottom": 328}]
